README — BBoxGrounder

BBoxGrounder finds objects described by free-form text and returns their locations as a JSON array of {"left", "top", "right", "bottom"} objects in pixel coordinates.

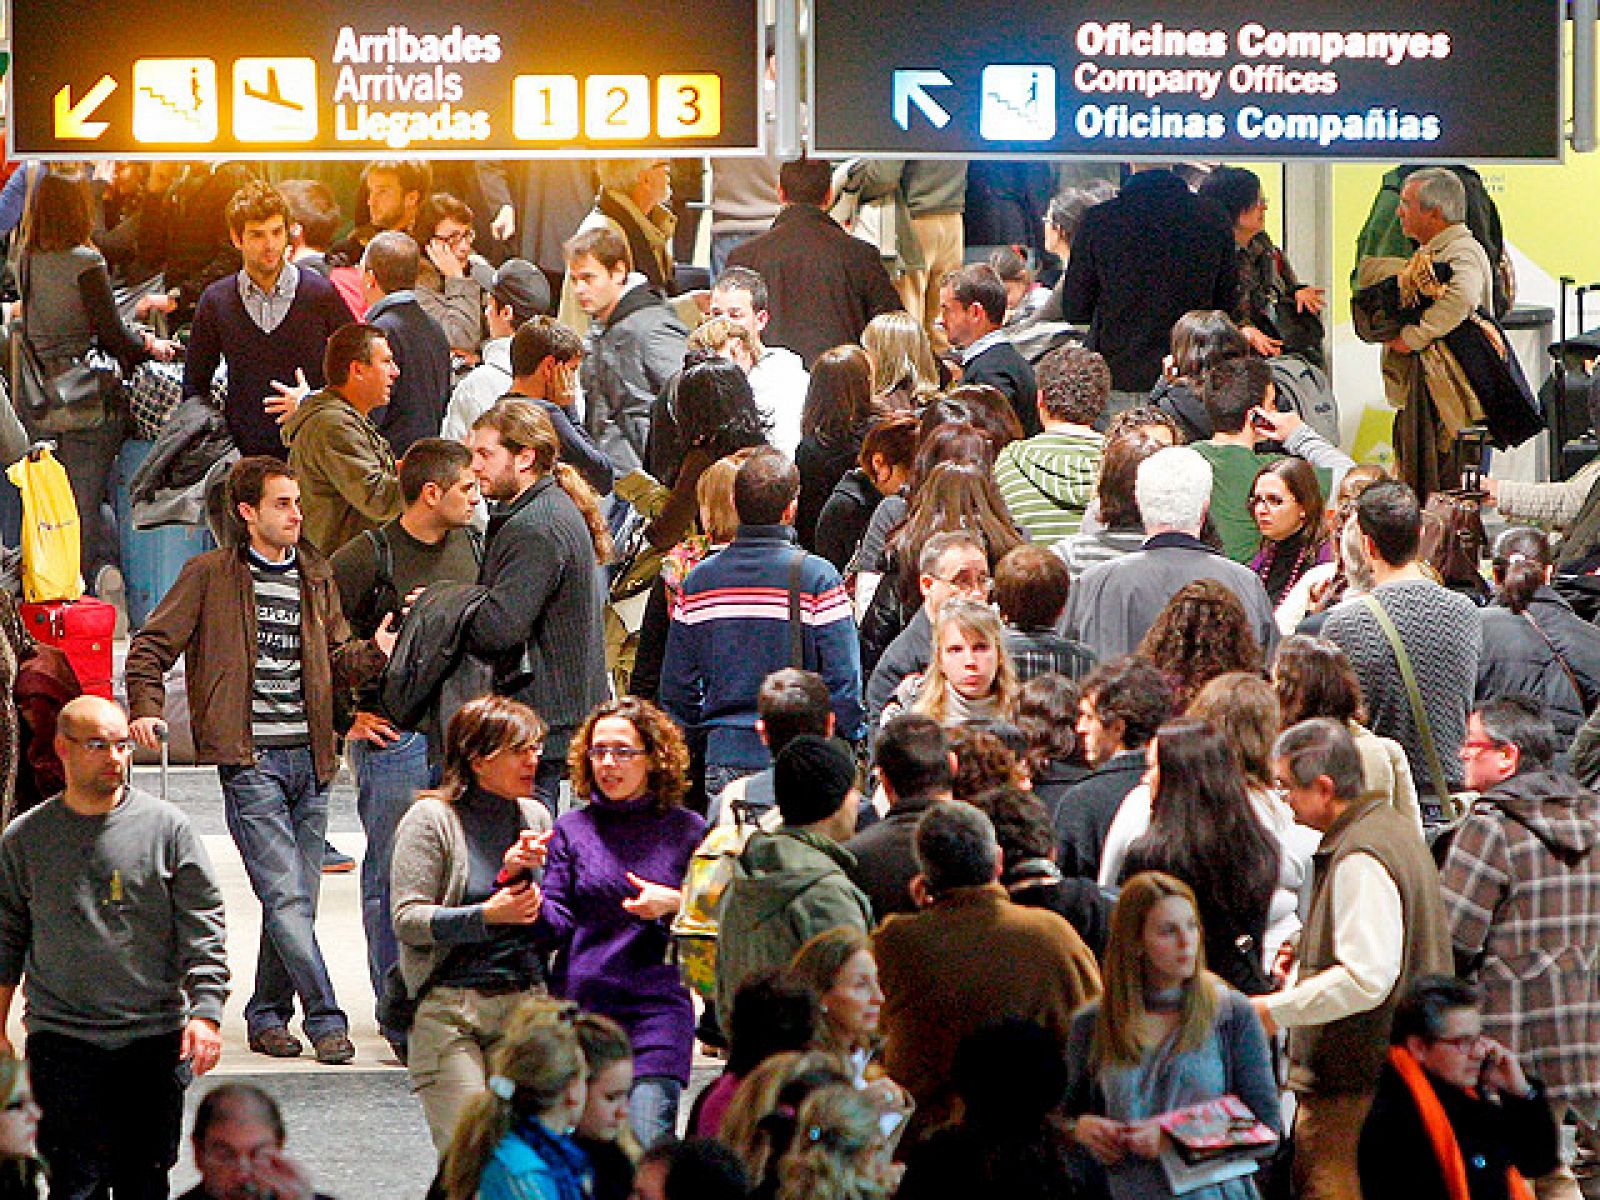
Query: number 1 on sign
[
  {"left": 512, "top": 75, "right": 579, "bottom": 141},
  {"left": 658, "top": 74, "right": 721, "bottom": 138},
  {"left": 585, "top": 75, "right": 650, "bottom": 140}
]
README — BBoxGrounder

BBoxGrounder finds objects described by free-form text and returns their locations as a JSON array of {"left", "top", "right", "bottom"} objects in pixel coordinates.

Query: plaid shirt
[
  {"left": 1003, "top": 626, "right": 1097, "bottom": 684},
  {"left": 1438, "top": 771, "right": 1600, "bottom": 1120}
]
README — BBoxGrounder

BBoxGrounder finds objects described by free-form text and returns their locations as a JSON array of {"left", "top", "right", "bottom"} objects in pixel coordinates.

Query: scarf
[
  {"left": 510, "top": 1115, "right": 594, "bottom": 1200},
  {"left": 1386, "top": 1046, "right": 1534, "bottom": 1200}
]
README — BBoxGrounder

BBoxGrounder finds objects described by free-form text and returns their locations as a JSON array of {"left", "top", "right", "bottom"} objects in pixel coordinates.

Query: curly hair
[
  {"left": 1137, "top": 581, "right": 1263, "bottom": 711},
  {"left": 948, "top": 727, "right": 1028, "bottom": 801},
  {"left": 777, "top": 1085, "right": 891, "bottom": 1200},
  {"left": 1272, "top": 634, "right": 1366, "bottom": 727},
  {"left": 566, "top": 697, "right": 691, "bottom": 811}
]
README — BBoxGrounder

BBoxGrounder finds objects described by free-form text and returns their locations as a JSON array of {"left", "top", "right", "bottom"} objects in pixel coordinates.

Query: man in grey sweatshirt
[{"left": 0, "top": 695, "right": 229, "bottom": 1198}]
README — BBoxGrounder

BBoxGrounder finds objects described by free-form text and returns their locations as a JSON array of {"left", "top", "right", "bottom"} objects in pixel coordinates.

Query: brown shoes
[
  {"left": 313, "top": 1032, "right": 356, "bottom": 1065},
  {"left": 248, "top": 1027, "right": 303, "bottom": 1058}
]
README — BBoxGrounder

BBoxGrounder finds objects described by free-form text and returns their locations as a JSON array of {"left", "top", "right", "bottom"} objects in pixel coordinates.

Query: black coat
[
  {"left": 727, "top": 205, "right": 903, "bottom": 367},
  {"left": 796, "top": 433, "right": 863, "bottom": 551},
  {"left": 1061, "top": 171, "right": 1237, "bottom": 393},
  {"left": 816, "top": 468, "right": 881, "bottom": 572},
  {"left": 1476, "top": 587, "right": 1600, "bottom": 741},
  {"left": 845, "top": 800, "right": 932, "bottom": 921},
  {"left": 368, "top": 294, "right": 452, "bottom": 457},
  {"left": 1358, "top": 1063, "right": 1558, "bottom": 1200},
  {"left": 1052, "top": 751, "right": 1145, "bottom": 880},
  {"left": 963, "top": 340, "right": 1041, "bottom": 436}
]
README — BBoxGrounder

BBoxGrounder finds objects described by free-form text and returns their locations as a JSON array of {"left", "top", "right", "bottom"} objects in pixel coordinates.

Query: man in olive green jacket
[
  {"left": 714, "top": 735, "right": 873, "bottom": 1030},
  {"left": 281, "top": 322, "right": 404, "bottom": 556}
]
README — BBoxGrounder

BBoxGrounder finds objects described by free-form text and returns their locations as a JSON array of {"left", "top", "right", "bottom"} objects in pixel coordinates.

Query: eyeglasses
[
  {"left": 436, "top": 228, "right": 475, "bottom": 248},
  {"left": 588, "top": 746, "right": 646, "bottom": 763},
  {"left": 62, "top": 735, "right": 134, "bottom": 754},
  {"left": 1459, "top": 739, "right": 1505, "bottom": 757},
  {"left": 933, "top": 570, "right": 992, "bottom": 593},
  {"left": 1433, "top": 1032, "right": 1485, "bottom": 1052},
  {"left": 1249, "top": 494, "right": 1290, "bottom": 508}
]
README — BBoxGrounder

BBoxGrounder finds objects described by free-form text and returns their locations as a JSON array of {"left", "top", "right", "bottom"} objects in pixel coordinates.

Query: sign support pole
[
  {"left": 774, "top": 0, "right": 802, "bottom": 156},
  {"left": 1575, "top": 0, "right": 1597, "bottom": 154}
]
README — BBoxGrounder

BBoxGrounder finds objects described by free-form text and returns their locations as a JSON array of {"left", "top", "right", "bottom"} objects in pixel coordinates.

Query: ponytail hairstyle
[
  {"left": 442, "top": 997, "right": 587, "bottom": 1200},
  {"left": 1492, "top": 526, "right": 1553, "bottom": 616},
  {"left": 472, "top": 399, "right": 613, "bottom": 561}
]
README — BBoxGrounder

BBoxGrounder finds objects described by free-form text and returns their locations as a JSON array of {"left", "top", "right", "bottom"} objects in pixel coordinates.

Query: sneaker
[
  {"left": 248, "top": 1027, "right": 303, "bottom": 1058},
  {"left": 313, "top": 1032, "right": 356, "bottom": 1065},
  {"left": 322, "top": 841, "right": 355, "bottom": 874}
]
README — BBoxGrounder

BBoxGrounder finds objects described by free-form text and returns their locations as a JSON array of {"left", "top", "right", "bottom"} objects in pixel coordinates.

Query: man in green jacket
[
  {"left": 714, "top": 734, "right": 873, "bottom": 1029},
  {"left": 993, "top": 344, "right": 1109, "bottom": 545},
  {"left": 282, "top": 322, "right": 405, "bottom": 556}
]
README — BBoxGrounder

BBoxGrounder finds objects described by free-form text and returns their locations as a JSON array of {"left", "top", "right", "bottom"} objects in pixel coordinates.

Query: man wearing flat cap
[{"left": 713, "top": 734, "right": 873, "bottom": 1030}]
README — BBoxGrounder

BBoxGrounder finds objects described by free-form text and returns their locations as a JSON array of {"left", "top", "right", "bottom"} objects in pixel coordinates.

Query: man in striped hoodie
[{"left": 661, "top": 448, "right": 865, "bottom": 801}]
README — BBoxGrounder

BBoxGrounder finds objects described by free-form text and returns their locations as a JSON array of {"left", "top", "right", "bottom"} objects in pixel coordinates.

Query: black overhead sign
[
  {"left": 811, "top": 0, "right": 1562, "bottom": 160},
  {"left": 12, "top": 0, "right": 763, "bottom": 158}
]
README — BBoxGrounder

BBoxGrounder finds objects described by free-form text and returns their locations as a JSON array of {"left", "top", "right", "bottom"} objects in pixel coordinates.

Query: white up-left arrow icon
[{"left": 893, "top": 70, "right": 952, "bottom": 131}]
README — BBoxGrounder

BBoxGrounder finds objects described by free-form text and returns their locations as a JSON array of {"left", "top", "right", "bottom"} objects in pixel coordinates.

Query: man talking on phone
[
  {"left": 1191, "top": 357, "right": 1353, "bottom": 563},
  {"left": 0, "top": 695, "right": 230, "bottom": 1199}
]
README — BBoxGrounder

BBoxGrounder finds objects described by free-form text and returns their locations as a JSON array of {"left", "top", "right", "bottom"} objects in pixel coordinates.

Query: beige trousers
[
  {"left": 1292, "top": 1090, "right": 1374, "bottom": 1200},
  {"left": 407, "top": 985, "right": 542, "bottom": 1152},
  {"left": 895, "top": 212, "right": 965, "bottom": 354}
]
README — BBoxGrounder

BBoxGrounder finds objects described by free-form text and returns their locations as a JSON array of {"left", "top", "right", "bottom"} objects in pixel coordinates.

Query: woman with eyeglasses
[
  {"left": 414, "top": 191, "right": 495, "bottom": 357},
  {"left": 390, "top": 695, "right": 555, "bottom": 1153},
  {"left": 1247, "top": 457, "right": 1332, "bottom": 622},
  {"left": 0, "top": 1055, "right": 41, "bottom": 1198},
  {"left": 536, "top": 697, "right": 706, "bottom": 1150}
]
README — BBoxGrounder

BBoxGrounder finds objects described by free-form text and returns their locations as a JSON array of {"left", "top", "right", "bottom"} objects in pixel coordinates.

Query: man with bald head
[{"left": 0, "top": 695, "right": 229, "bottom": 1199}]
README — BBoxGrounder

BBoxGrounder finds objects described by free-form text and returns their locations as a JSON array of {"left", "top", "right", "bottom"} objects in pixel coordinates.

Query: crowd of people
[{"left": 0, "top": 149, "right": 1592, "bottom": 1200}]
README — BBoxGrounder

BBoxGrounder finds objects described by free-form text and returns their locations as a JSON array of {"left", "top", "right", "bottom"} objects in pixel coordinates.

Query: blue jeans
[
  {"left": 533, "top": 726, "right": 573, "bottom": 818},
  {"left": 709, "top": 232, "right": 750, "bottom": 279},
  {"left": 348, "top": 732, "right": 431, "bottom": 1004},
  {"left": 629, "top": 1075, "right": 683, "bottom": 1151},
  {"left": 219, "top": 746, "right": 347, "bottom": 1040}
]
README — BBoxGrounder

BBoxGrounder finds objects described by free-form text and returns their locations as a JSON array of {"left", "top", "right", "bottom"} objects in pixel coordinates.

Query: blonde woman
[
  {"left": 1064, "top": 873, "right": 1281, "bottom": 1200},
  {"left": 882, "top": 598, "right": 1020, "bottom": 728},
  {"left": 777, "top": 1085, "right": 901, "bottom": 1200},
  {"left": 861, "top": 311, "right": 940, "bottom": 408},
  {"left": 573, "top": 1013, "right": 638, "bottom": 1200},
  {"left": 440, "top": 997, "right": 590, "bottom": 1200}
]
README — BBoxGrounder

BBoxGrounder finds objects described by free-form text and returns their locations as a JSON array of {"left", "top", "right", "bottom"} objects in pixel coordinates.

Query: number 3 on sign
[
  {"left": 658, "top": 74, "right": 721, "bottom": 138},
  {"left": 585, "top": 75, "right": 650, "bottom": 141}
]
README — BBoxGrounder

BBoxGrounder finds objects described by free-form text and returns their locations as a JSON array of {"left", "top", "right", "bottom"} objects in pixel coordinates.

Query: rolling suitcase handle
[{"left": 154, "top": 719, "right": 169, "bottom": 806}]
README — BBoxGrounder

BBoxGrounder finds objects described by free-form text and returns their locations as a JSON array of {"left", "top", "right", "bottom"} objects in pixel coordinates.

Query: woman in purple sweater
[{"left": 538, "top": 697, "right": 706, "bottom": 1149}]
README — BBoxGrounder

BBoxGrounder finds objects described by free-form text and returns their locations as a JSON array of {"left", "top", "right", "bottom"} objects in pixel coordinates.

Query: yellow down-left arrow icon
[{"left": 55, "top": 76, "right": 117, "bottom": 140}]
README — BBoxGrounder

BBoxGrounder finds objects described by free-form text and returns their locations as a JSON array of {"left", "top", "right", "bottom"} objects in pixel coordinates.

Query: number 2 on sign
[
  {"left": 658, "top": 74, "right": 721, "bottom": 137},
  {"left": 585, "top": 75, "right": 650, "bottom": 140}
]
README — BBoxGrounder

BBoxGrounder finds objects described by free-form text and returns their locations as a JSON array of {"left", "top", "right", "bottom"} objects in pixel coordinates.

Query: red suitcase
[{"left": 20, "top": 599, "right": 116, "bottom": 700}]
